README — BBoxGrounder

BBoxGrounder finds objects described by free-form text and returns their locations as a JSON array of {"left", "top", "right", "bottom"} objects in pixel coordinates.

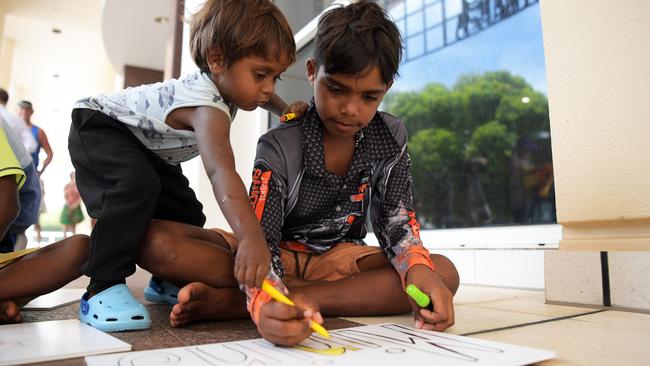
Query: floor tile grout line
[
  {"left": 454, "top": 295, "right": 546, "bottom": 306},
  {"left": 460, "top": 309, "right": 608, "bottom": 336},
  {"left": 463, "top": 302, "right": 599, "bottom": 317},
  {"left": 157, "top": 322, "right": 188, "bottom": 346}
]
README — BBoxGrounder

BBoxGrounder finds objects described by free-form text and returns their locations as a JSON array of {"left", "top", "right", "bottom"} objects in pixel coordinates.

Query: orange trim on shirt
[
  {"left": 250, "top": 169, "right": 272, "bottom": 221},
  {"left": 350, "top": 193, "right": 365, "bottom": 202},
  {"left": 279, "top": 241, "right": 312, "bottom": 253},
  {"left": 358, "top": 183, "right": 368, "bottom": 192},
  {"left": 346, "top": 215, "right": 356, "bottom": 224},
  {"left": 407, "top": 210, "right": 421, "bottom": 239},
  {"left": 248, "top": 287, "right": 273, "bottom": 326},
  {"left": 394, "top": 246, "right": 436, "bottom": 288}
]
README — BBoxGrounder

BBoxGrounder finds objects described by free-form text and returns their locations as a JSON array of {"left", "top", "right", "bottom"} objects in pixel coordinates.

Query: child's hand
[
  {"left": 405, "top": 264, "right": 455, "bottom": 331},
  {"left": 281, "top": 101, "right": 309, "bottom": 122},
  {"left": 257, "top": 294, "right": 322, "bottom": 346},
  {"left": 234, "top": 236, "right": 271, "bottom": 288}
]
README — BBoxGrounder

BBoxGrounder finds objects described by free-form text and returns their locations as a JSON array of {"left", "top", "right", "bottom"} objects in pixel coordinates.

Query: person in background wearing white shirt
[{"left": 0, "top": 88, "right": 37, "bottom": 156}]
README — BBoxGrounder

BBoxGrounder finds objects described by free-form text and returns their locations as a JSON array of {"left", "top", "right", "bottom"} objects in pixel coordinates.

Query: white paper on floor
[
  {"left": 0, "top": 319, "right": 131, "bottom": 365},
  {"left": 23, "top": 288, "right": 85, "bottom": 310},
  {"left": 85, "top": 323, "right": 554, "bottom": 366}
]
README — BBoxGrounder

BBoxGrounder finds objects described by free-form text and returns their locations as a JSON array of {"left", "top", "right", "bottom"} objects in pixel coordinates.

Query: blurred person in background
[
  {"left": 0, "top": 89, "right": 37, "bottom": 156},
  {"left": 60, "top": 172, "right": 84, "bottom": 238},
  {"left": 18, "top": 101, "right": 53, "bottom": 242}
]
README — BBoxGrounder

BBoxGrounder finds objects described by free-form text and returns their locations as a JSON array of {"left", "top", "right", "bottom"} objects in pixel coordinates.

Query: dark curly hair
[
  {"left": 189, "top": 0, "right": 296, "bottom": 72},
  {"left": 314, "top": 0, "right": 403, "bottom": 83}
]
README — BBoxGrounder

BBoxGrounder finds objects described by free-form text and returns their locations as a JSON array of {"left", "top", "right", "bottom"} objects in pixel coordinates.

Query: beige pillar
[
  {"left": 541, "top": 1, "right": 650, "bottom": 312},
  {"left": 0, "top": 37, "right": 15, "bottom": 88},
  {"left": 541, "top": 1, "right": 650, "bottom": 251}
]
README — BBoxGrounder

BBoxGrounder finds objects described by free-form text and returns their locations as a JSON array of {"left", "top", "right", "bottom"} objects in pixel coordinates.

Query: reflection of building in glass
[{"left": 378, "top": 0, "right": 539, "bottom": 62}]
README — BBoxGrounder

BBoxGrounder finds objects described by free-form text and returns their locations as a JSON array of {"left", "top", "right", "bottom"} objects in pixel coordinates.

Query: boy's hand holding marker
[
  {"left": 405, "top": 264, "right": 455, "bottom": 331},
  {"left": 258, "top": 279, "right": 328, "bottom": 346}
]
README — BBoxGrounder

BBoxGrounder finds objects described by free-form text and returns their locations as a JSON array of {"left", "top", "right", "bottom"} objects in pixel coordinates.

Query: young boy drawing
[
  {"left": 68, "top": 0, "right": 300, "bottom": 332},
  {"left": 137, "top": 0, "right": 458, "bottom": 346}
]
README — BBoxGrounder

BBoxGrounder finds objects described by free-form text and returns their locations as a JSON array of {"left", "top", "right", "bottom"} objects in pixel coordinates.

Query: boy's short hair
[
  {"left": 315, "top": 0, "right": 403, "bottom": 84},
  {"left": 190, "top": 0, "right": 296, "bottom": 72},
  {"left": 18, "top": 101, "right": 33, "bottom": 110}
]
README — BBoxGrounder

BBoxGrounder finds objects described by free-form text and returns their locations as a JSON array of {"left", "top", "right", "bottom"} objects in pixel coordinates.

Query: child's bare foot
[
  {"left": 170, "top": 282, "right": 247, "bottom": 327},
  {"left": 0, "top": 300, "right": 22, "bottom": 323}
]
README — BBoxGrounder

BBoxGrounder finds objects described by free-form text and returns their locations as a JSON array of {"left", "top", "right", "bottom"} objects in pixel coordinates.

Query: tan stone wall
[{"left": 540, "top": 1, "right": 650, "bottom": 250}]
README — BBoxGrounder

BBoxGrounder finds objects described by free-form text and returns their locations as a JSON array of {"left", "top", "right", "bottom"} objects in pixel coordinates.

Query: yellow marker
[
  {"left": 262, "top": 280, "right": 330, "bottom": 338},
  {"left": 280, "top": 112, "right": 296, "bottom": 122}
]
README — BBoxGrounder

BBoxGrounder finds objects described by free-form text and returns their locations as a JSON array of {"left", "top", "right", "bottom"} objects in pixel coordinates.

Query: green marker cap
[{"left": 406, "top": 284, "right": 431, "bottom": 308}]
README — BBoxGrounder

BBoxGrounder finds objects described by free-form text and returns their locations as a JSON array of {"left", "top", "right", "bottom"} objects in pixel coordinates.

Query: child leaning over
[
  {"left": 68, "top": 0, "right": 301, "bottom": 332},
  {"left": 138, "top": 0, "right": 458, "bottom": 346}
]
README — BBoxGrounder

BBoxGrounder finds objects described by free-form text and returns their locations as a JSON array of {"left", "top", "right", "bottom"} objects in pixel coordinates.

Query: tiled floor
[
  {"left": 13, "top": 267, "right": 650, "bottom": 365},
  {"left": 344, "top": 285, "right": 650, "bottom": 365}
]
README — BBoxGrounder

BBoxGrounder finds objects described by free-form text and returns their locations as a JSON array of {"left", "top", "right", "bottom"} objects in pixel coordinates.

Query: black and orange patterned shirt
[{"left": 249, "top": 103, "right": 434, "bottom": 284}]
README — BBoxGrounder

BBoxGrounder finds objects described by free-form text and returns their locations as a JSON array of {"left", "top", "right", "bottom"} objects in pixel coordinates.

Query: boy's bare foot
[
  {"left": 0, "top": 300, "right": 22, "bottom": 323},
  {"left": 170, "top": 282, "right": 247, "bottom": 327}
]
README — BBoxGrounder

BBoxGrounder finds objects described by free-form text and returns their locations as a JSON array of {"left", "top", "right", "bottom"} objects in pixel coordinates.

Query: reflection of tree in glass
[
  {"left": 410, "top": 128, "right": 462, "bottom": 228},
  {"left": 465, "top": 120, "right": 516, "bottom": 221},
  {"left": 384, "top": 71, "right": 553, "bottom": 228}
]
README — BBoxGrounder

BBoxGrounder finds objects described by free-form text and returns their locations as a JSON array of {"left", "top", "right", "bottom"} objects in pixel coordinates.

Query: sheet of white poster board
[
  {"left": 86, "top": 323, "right": 554, "bottom": 366},
  {"left": 23, "top": 288, "right": 85, "bottom": 310},
  {"left": 0, "top": 319, "right": 131, "bottom": 365}
]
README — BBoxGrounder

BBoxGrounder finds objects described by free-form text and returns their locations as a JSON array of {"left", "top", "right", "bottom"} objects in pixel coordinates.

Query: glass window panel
[
  {"left": 406, "top": 0, "right": 424, "bottom": 14},
  {"left": 426, "top": 26, "right": 444, "bottom": 51},
  {"left": 444, "top": 0, "right": 463, "bottom": 17},
  {"left": 425, "top": 3, "right": 443, "bottom": 28},
  {"left": 388, "top": 0, "right": 406, "bottom": 19},
  {"left": 445, "top": 16, "right": 459, "bottom": 43},
  {"left": 383, "top": 1, "right": 554, "bottom": 229},
  {"left": 395, "top": 18, "right": 407, "bottom": 38},
  {"left": 406, "top": 33, "right": 425, "bottom": 59},
  {"left": 407, "top": 11, "right": 424, "bottom": 34}
]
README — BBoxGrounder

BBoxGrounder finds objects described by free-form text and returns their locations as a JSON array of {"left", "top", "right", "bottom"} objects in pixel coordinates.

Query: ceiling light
[
  {"left": 52, "top": 28, "right": 62, "bottom": 34},
  {"left": 154, "top": 16, "right": 169, "bottom": 24}
]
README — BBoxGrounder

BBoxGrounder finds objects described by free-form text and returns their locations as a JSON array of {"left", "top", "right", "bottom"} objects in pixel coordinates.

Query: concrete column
[{"left": 540, "top": 1, "right": 650, "bottom": 310}]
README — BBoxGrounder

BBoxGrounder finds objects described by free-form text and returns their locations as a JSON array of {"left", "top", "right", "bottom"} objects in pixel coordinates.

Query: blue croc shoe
[
  {"left": 144, "top": 278, "right": 179, "bottom": 305},
  {"left": 79, "top": 284, "right": 151, "bottom": 332}
]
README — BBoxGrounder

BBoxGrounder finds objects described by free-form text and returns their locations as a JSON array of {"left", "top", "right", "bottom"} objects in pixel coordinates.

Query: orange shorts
[{"left": 210, "top": 228, "right": 383, "bottom": 282}]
